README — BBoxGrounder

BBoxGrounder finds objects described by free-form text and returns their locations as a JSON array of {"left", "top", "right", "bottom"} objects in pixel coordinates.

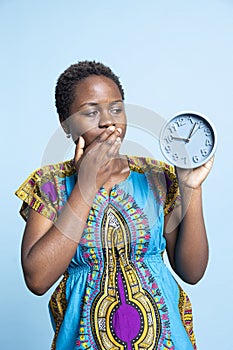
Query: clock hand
[
  {"left": 170, "top": 123, "right": 199, "bottom": 143},
  {"left": 172, "top": 136, "right": 190, "bottom": 142},
  {"left": 187, "top": 122, "right": 198, "bottom": 140}
]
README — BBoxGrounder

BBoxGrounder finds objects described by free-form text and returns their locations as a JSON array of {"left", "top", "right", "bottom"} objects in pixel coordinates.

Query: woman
[{"left": 16, "top": 61, "right": 213, "bottom": 349}]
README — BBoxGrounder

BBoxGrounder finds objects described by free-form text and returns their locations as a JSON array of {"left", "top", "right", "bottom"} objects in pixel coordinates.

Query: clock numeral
[
  {"left": 165, "top": 145, "right": 171, "bottom": 153},
  {"left": 181, "top": 157, "right": 187, "bottom": 165},
  {"left": 168, "top": 123, "right": 177, "bottom": 133},
  {"left": 201, "top": 148, "right": 208, "bottom": 157},
  {"left": 205, "top": 138, "right": 212, "bottom": 146},
  {"left": 172, "top": 153, "right": 179, "bottom": 161},
  {"left": 188, "top": 116, "right": 195, "bottom": 124},
  {"left": 188, "top": 117, "right": 205, "bottom": 129},
  {"left": 197, "top": 121, "right": 205, "bottom": 129},
  {"left": 175, "top": 117, "right": 186, "bottom": 127},
  {"left": 204, "top": 128, "right": 211, "bottom": 136},
  {"left": 193, "top": 155, "right": 199, "bottom": 163},
  {"left": 164, "top": 135, "right": 174, "bottom": 144}
]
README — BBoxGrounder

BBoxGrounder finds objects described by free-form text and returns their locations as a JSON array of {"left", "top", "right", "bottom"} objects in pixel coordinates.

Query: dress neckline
[{"left": 99, "top": 155, "right": 132, "bottom": 197}]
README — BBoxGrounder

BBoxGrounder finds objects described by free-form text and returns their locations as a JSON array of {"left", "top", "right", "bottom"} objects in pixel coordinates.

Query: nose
[{"left": 99, "top": 109, "right": 115, "bottom": 128}]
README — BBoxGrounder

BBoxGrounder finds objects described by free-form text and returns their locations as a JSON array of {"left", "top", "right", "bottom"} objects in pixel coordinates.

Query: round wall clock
[{"left": 159, "top": 111, "right": 217, "bottom": 169}]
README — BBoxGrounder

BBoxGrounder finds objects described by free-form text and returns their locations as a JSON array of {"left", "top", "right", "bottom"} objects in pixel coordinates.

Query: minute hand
[{"left": 187, "top": 122, "right": 198, "bottom": 140}]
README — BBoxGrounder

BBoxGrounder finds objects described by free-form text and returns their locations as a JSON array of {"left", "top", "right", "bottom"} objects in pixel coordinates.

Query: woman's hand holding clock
[
  {"left": 176, "top": 156, "right": 214, "bottom": 190},
  {"left": 162, "top": 112, "right": 214, "bottom": 287}
]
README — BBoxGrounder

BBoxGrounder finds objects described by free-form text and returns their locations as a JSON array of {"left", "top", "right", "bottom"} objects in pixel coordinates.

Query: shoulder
[
  {"left": 127, "top": 155, "right": 176, "bottom": 177},
  {"left": 30, "top": 159, "right": 76, "bottom": 180},
  {"left": 15, "top": 158, "right": 76, "bottom": 201},
  {"left": 16, "top": 159, "right": 76, "bottom": 192},
  {"left": 15, "top": 159, "right": 76, "bottom": 222}
]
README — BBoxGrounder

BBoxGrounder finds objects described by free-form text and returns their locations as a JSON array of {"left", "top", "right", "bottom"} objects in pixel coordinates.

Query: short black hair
[{"left": 55, "top": 60, "right": 125, "bottom": 123}]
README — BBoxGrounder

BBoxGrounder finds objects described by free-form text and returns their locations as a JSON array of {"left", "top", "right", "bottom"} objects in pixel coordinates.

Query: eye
[
  {"left": 110, "top": 107, "right": 123, "bottom": 115},
  {"left": 83, "top": 110, "right": 99, "bottom": 117}
]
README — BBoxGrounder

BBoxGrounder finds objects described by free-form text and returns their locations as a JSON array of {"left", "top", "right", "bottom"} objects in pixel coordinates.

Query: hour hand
[{"left": 172, "top": 136, "right": 190, "bottom": 142}]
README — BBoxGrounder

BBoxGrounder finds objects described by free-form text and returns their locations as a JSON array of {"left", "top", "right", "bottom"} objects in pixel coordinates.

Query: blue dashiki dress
[{"left": 15, "top": 156, "right": 196, "bottom": 350}]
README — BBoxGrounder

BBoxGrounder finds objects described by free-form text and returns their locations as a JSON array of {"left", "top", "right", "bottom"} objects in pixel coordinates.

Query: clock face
[{"left": 159, "top": 111, "right": 217, "bottom": 169}]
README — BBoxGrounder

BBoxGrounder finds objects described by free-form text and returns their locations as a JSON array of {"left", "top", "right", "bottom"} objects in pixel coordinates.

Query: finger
[
  {"left": 84, "top": 127, "right": 122, "bottom": 165},
  {"left": 83, "top": 125, "right": 117, "bottom": 155},
  {"left": 203, "top": 156, "right": 214, "bottom": 171},
  {"left": 98, "top": 125, "right": 116, "bottom": 143},
  {"left": 98, "top": 130, "right": 123, "bottom": 162},
  {"left": 90, "top": 127, "right": 121, "bottom": 155},
  {"left": 105, "top": 136, "right": 122, "bottom": 160},
  {"left": 199, "top": 157, "right": 214, "bottom": 181},
  {"left": 102, "top": 127, "right": 122, "bottom": 146},
  {"left": 74, "top": 136, "right": 85, "bottom": 163}
]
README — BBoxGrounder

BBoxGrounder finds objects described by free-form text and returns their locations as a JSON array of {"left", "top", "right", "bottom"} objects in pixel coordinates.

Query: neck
[{"left": 101, "top": 155, "right": 130, "bottom": 194}]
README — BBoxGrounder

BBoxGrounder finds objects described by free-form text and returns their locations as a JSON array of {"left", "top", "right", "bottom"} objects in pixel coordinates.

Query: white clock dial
[{"left": 159, "top": 111, "right": 217, "bottom": 169}]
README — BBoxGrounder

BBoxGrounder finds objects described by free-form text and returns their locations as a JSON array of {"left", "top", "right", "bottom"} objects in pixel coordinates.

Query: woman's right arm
[
  {"left": 22, "top": 126, "right": 121, "bottom": 295},
  {"left": 21, "top": 180, "right": 94, "bottom": 296}
]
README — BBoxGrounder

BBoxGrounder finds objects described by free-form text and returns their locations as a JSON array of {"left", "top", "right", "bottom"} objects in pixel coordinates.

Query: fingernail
[
  {"left": 108, "top": 125, "right": 115, "bottom": 132},
  {"left": 116, "top": 137, "right": 121, "bottom": 143},
  {"left": 116, "top": 128, "right": 122, "bottom": 135}
]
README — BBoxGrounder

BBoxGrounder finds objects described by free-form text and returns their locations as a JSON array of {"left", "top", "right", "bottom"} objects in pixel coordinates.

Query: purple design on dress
[
  {"left": 41, "top": 181, "right": 57, "bottom": 202},
  {"left": 112, "top": 272, "right": 141, "bottom": 350}
]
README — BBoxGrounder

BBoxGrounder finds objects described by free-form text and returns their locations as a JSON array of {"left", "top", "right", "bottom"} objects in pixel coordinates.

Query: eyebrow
[{"left": 78, "top": 100, "right": 123, "bottom": 109}]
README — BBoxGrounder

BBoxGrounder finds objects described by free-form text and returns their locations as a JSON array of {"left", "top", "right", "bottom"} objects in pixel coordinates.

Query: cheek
[
  {"left": 82, "top": 128, "right": 102, "bottom": 147},
  {"left": 69, "top": 117, "right": 98, "bottom": 137}
]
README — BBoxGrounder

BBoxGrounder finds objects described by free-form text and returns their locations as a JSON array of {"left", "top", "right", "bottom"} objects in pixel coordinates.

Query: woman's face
[{"left": 64, "top": 75, "right": 127, "bottom": 147}]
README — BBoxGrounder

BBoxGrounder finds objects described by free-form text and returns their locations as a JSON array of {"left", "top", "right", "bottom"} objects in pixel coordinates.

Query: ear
[{"left": 61, "top": 121, "right": 70, "bottom": 135}]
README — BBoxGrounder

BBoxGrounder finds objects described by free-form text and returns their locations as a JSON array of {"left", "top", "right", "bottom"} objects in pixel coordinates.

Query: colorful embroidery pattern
[
  {"left": 178, "top": 285, "right": 197, "bottom": 349},
  {"left": 49, "top": 272, "right": 69, "bottom": 350},
  {"left": 91, "top": 204, "right": 161, "bottom": 349}
]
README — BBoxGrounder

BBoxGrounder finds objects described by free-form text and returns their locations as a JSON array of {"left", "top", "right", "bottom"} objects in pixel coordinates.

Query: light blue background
[{"left": 1, "top": 0, "right": 232, "bottom": 349}]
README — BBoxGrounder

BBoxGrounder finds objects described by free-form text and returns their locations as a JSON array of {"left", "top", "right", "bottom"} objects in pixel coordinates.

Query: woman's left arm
[{"left": 164, "top": 157, "right": 214, "bottom": 284}]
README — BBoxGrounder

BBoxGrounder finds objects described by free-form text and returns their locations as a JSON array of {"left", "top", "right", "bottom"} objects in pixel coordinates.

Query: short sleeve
[
  {"left": 162, "top": 164, "right": 181, "bottom": 216},
  {"left": 15, "top": 167, "right": 59, "bottom": 222}
]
